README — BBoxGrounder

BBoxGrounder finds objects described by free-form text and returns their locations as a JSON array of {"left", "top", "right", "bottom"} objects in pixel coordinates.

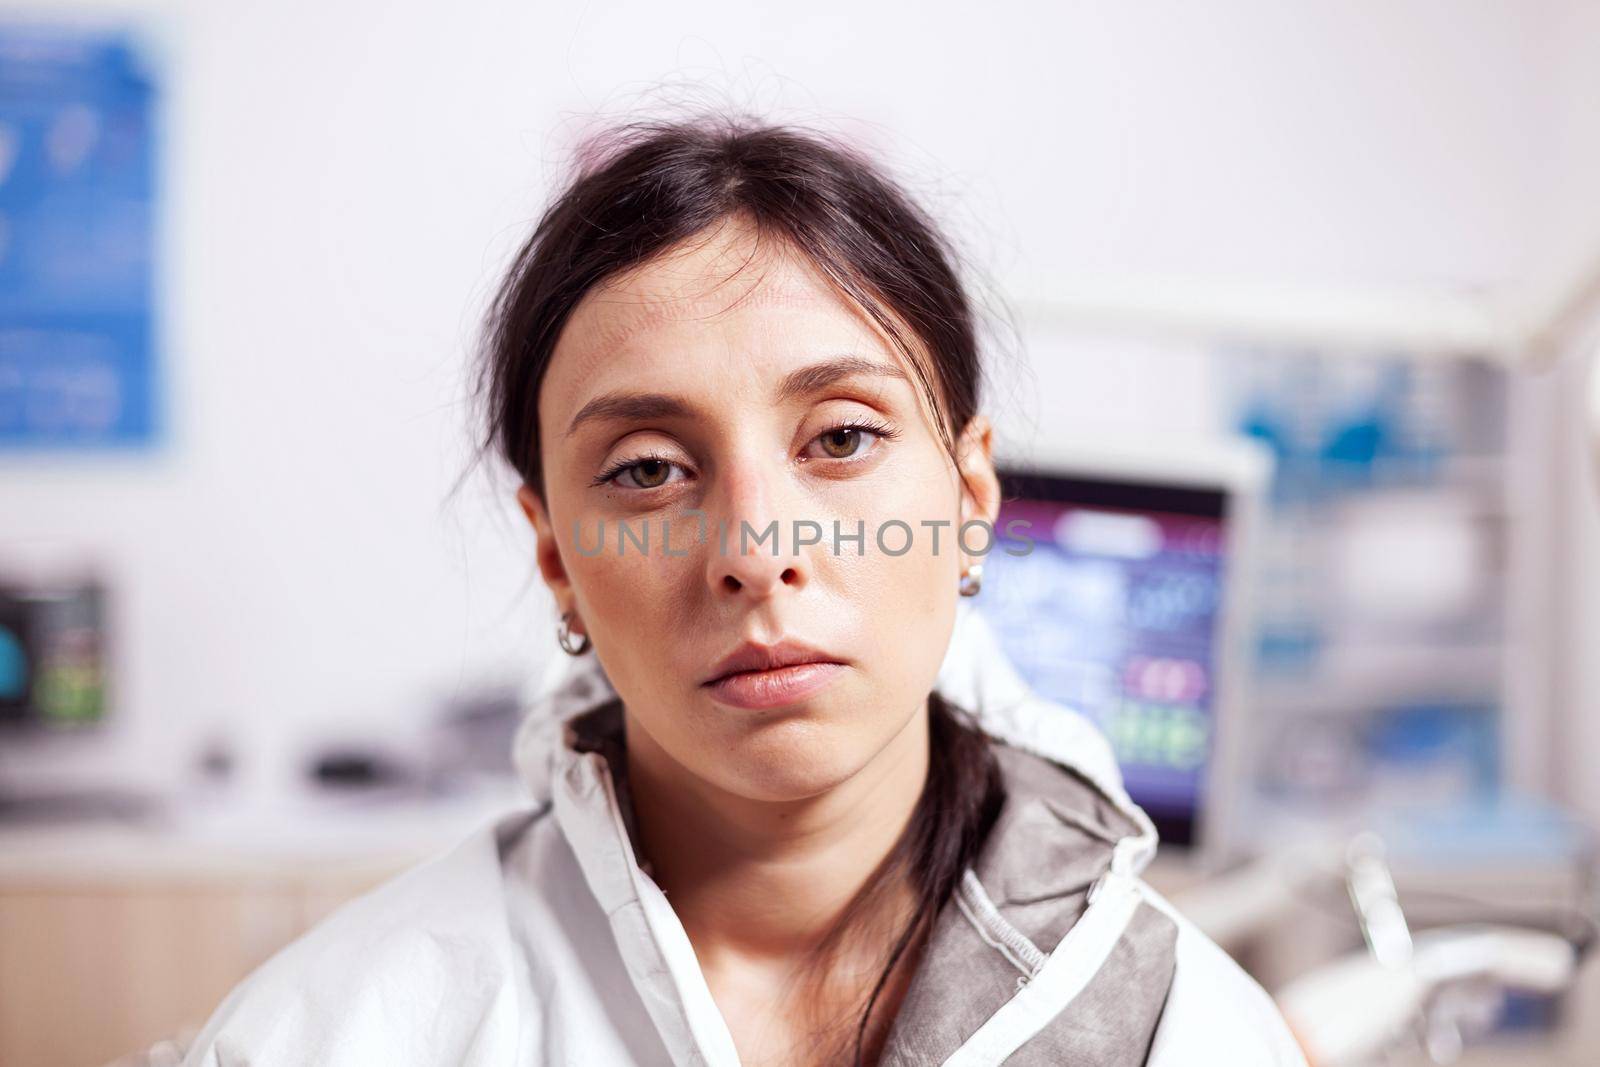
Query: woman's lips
[{"left": 702, "top": 661, "right": 846, "bottom": 709}]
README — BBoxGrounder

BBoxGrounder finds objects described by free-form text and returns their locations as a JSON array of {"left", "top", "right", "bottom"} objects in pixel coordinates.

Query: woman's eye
[
  {"left": 595, "top": 455, "right": 686, "bottom": 490},
  {"left": 623, "top": 458, "right": 674, "bottom": 488},
  {"left": 817, "top": 427, "right": 868, "bottom": 459},
  {"left": 807, "top": 421, "right": 899, "bottom": 462}
]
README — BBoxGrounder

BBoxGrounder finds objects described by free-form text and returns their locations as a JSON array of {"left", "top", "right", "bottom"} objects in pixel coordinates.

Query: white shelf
[
  {"left": 1005, "top": 255, "right": 1600, "bottom": 367},
  {"left": 1007, "top": 276, "right": 1513, "bottom": 359}
]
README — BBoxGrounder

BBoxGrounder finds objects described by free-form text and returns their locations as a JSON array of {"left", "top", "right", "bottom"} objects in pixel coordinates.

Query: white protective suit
[{"left": 181, "top": 601, "right": 1309, "bottom": 1065}]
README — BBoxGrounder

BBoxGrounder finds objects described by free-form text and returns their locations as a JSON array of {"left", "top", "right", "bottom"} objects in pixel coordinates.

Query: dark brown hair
[{"left": 471, "top": 110, "right": 1006, "bottom": 1065}]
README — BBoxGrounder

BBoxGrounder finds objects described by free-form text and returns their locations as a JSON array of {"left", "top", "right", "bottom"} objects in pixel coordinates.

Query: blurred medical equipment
[
  {"left": 290, "top": 683, "right": 526, "bottom": 804},
  {"left": 0, "top": 567, "right": 155, "bottom": 821},
  {"left": 1156, "top": 827, "right": 1595, "bottom": 1064},
  {"left": 1221, "top": 351, "right": 1514, "bottom": 830},
  {"left": 983, "top": 433, "right": 1270, "bottom": 865},
  {"left": 1152, "top": 780, "right": 1600, "bottom": 1060},
  {"left": 1003, "top": 247, "right": 1600, "bottom": 889},
  {"left": 0, "top": 571, "right": 108, "bottom": 729},
  {"left": 1275, "top": 834, "right": 1596, "bottom": 1067}
]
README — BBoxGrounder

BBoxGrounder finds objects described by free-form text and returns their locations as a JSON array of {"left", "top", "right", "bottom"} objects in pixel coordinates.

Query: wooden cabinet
[
  {"left": 0, "top": 873, "right": 392, "bottom": 1067},
  {"left": 0, "top": 795, "right": 509, "bottom": 1067}
]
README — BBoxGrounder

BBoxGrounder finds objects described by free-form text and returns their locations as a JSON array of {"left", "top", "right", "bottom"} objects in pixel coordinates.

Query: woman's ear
[
  {"left": 955, "top": 414, "right": 1002, "bottom": 579},
  {"left": 516, "top": 484, "right": 578, "bottom": 617},
  {"left": 955, "top": 414, "right": 1001, "bottom": 530}
]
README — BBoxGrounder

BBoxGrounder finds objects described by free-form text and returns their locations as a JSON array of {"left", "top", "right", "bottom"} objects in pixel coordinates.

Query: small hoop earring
[
  {"left": 557, "top": 610, "right": 591, "bottom": 655},
  {"left": 959, "top": 562, "right": 983, "bottom": 597}
]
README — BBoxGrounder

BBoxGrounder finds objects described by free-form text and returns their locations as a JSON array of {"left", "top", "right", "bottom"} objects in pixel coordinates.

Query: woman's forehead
[
  {"left": 564, "top": 226, "right": 871, "bottom": 353},
  {"left": 542, "top": 227, "right": 920, "bottom": 417}
]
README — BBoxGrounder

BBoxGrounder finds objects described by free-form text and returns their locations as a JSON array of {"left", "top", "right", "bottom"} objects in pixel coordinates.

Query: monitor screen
[
  {"left": 0, "top": 581, "right": 108, "bottom": 730},
  {"left": 984, "top": 470, "right": 1231, "bottom": 848}
]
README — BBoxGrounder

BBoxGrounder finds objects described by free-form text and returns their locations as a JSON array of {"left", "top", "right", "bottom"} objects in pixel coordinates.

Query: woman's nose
[{"left": 705, "top": 458, "right": 810, "bottom": 600}]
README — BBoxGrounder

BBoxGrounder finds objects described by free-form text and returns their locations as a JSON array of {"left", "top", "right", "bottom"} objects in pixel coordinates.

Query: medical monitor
[{"left": 982, "top": 437, "right": 1267, "bottom": 861}]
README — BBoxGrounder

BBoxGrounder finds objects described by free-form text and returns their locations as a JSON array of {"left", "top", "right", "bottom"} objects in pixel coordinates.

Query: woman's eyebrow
[
  {"left": 774, "top": 355, "right": 910, "bottom": 406},
  {"left": 565, "top": 356, "right": 909, "bottom": 438},
  {"left": 566, "top": 393, "right": 695, "bottom": 438}
]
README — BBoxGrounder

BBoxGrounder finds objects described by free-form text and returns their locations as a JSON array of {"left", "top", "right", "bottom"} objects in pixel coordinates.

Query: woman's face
[{"left": 520, "top": 215, "right": 999, "bottom": 803}]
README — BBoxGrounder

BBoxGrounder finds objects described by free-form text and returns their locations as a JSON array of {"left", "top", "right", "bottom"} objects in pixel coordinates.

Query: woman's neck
[{"left": 622, "top": 704, "right": 931, "bottom": 966}]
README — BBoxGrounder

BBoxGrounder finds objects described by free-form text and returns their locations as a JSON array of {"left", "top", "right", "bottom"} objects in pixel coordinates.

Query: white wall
[
  {"left": 1542, "top": 0, "right": 1600, "bottom": 826},
  {"left": 0, "top": 1, "right": 1594, "bottom": 807}
]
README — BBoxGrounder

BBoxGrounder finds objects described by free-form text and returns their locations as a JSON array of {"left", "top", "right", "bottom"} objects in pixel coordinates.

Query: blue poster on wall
[{"left": 0, "top": 25, "right": 159, "bottom": 448}]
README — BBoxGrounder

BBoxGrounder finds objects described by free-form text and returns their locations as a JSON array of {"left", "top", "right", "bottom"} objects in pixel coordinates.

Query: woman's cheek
[
  {"left": 573, "top": 548, "right": 686, "bottom": 720},
  {"left": 576, "top": 545, "right": 668, "bottom": 622}
]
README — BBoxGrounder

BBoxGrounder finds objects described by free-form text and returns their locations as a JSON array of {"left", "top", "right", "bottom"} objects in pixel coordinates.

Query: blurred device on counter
[
  {"left": 425, "top": 685, "right": 524, "bottom": 782},
  {"left": 0, "top": 574, "right": 108, "bottom": 730},
  {"left": 291, "top": 684, "right": 526, "bottom": 807},
  {"left": 983, "top": 436, "right": 1269, "bottom": 864},
  {"left": 0, "top": 571, "right": 153, "bottom": 821}
]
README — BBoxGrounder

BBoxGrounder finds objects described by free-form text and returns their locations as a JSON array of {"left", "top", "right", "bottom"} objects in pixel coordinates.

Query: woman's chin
[{"left": 708, "top": 717, "right": 874, "bottom": 802}]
